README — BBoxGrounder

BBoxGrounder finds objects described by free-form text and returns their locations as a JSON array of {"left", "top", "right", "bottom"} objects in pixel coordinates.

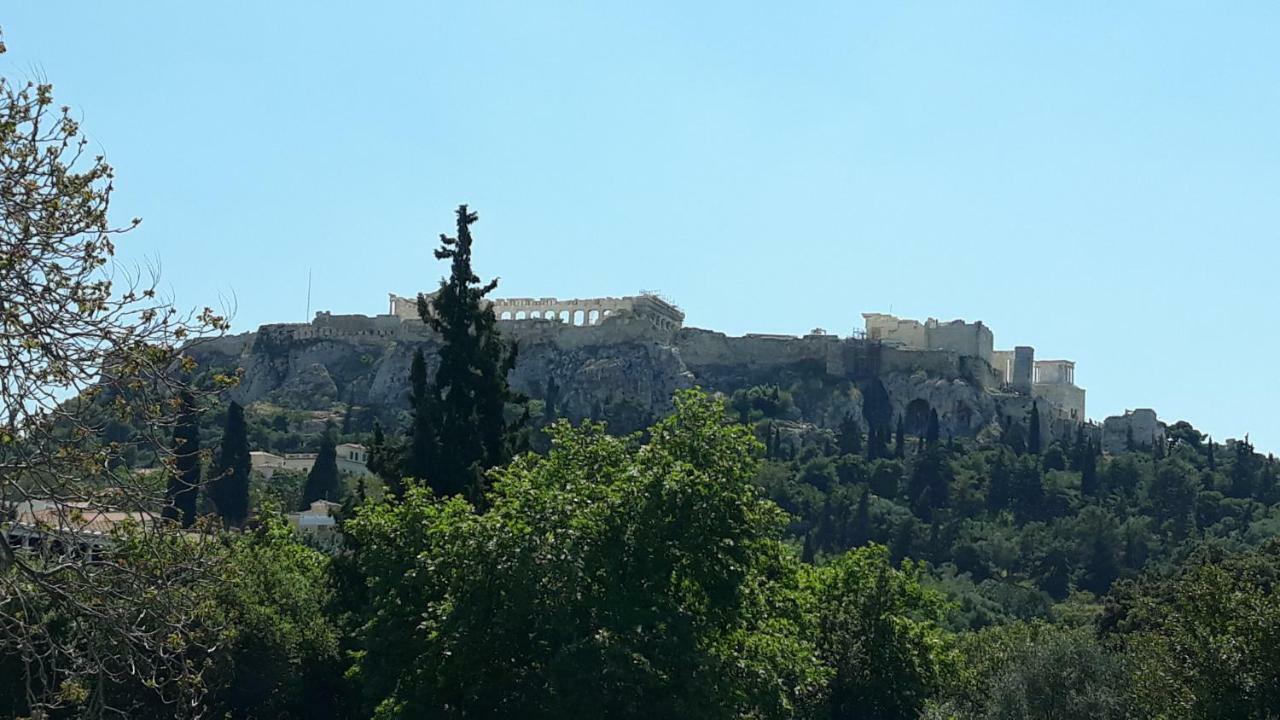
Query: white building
[
  {"left": 251, "top": 444, "right": 372, "bottom": 480},
  {"left": 286, "top": 499, "right": 343, "bottom": 549}
]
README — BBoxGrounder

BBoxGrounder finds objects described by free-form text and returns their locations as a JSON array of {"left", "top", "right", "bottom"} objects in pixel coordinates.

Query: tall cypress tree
[
  {"left": 1028, "top": 401, "right": 1042, "bottom": 455},
  {"left": 1079, "top": 437, "right": 1100, "bottom": 496},
  {"left": 413, "top": 205, "right": 522, "bottom": 500},
  {"left": 302, "top": 432, "right": 342, "bottom": 508},
  {"left": 925, "top": 408, "right": 940, "bottom": 448},
  {"left": 406, "top": 348, "right": 439, "bottom": 491},
  {"left": 861, "top": 378, "right": 892, "bottom": 460},
  {"left": 209, "top": 401, "right": 251, "bottom": 526},
  {"left": 836, "top": 412, "right": 863, "bottom": 456},
  {"left": 543, "top": 375, "right": 560, "bottom": 424},
  {"left": 164, "top": 391, "right": 200, "bottom": 528},
  {"left": 894, "top": 414, "right": 906, "bottom": 459}
]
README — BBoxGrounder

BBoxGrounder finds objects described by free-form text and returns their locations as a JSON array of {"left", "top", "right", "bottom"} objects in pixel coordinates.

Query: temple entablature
[{"left": 389, "top": 291, "right": 684, "bottom": 331}]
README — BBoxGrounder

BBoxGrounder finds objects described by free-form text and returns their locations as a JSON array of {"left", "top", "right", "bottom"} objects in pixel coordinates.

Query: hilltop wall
[{"left": 186, "top": 309, "right": 1079, "bottom": 442}]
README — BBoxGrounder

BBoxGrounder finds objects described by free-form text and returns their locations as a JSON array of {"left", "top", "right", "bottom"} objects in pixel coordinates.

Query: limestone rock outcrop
[{"left": 186, "top": 314, "right": 1070, "bottom": 443}]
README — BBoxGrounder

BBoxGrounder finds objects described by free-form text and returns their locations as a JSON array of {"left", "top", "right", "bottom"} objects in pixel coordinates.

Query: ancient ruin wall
[{"left": 389, "top": 292, "right": 684, "bottom": 331}]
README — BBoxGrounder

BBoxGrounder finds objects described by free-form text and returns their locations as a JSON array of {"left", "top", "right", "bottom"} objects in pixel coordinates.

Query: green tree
[
  {"left": 895, "top": 414, "right": 906, "bottom": 459},
  {"left": 346, "top": 390, "right": 827, "bottom": 719},
  {"left": 940, "top": 623, "right": 1126, "bottom": 720},
  {"left": 210, "top": 400, "right": 251, "bottom": 525},
  {"left": 862, "top": 378, "right": 892, "bottom": 460},
  {"left": 164, "top": 390, "right": 201, "bottom": 528},
  {"left": 1146, "top": 458, "right": 1198, "bottom": 537},
  {"left": 1106, "top": 543, "right": 1280, "bottom": 718},
  {"left": 812, "top": 545, "right": 953, "bottom": 720},
  {"left": 543, "top": 374, "right": 560, "bottom": 423},
  {"left": 203, "top": 518, "right": 348, "bottom": 718},
  {"left": 302, "top": 432, "right": 342, "bottom": 507},
  {"left": 1028, "top": 401, "right": 1042, "bottom": 455},
  {"left": 405, "top": 347, "right": 437, "bottom": 495},
  {"left": 413, "top": 205, "right": 523, "bottom": 500},
  {"left": 837, "top": 412, "right": 863, "bottom": 456},
  {"left": 907, "top": 449, "right": 951, "bottom": 522},
  {"left": 925, "top": 408, "right": 940, "bottom": 448}
]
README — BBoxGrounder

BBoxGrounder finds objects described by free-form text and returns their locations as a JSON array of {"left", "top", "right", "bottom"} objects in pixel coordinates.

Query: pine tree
[
  {"left": 925, "top": 408, "right": 940, "bottom": 448},
  {"left": 302, "top": 433, "right": 342, "bottom": 508},
  {"left": 1028, "top": 401, "right": 1042, "bottom": 455},
  {"left": 164, "top": 391, "right": 200, "bottom": 528},
  {"left": 209, "top": 401, "right": 251, "bottom": 526},
  {"left": 415, "top": 205, "right": 524, "bottom": 500}
]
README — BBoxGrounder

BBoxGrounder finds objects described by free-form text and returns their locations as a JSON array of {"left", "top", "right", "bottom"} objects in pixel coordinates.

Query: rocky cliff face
[{"left": 187, "top": 316, "right": 1047, "bottom": 440}]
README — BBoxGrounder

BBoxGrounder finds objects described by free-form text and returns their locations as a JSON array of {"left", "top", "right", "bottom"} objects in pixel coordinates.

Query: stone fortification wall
[
  {"left": 863, "top": 313, "right": 994, "bottom": 365},
  {"left": 1102, "top": 409, "right": 1165, "bottom": 454},
  {"left": 1034, "top": 383, "right": 1087, "bottom": 423},
  {"left": 200, "top": 302, "right": 1087, "bottom": 446}
]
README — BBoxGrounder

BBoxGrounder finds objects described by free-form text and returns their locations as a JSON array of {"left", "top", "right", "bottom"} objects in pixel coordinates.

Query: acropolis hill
[{"left": 190, "top": 290, "right": 1152, "bottom": 448}]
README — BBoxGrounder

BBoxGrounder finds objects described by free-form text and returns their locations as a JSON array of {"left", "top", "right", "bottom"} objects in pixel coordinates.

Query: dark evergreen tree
[
  {"left": 341, "top": 387, "right": 356, "bottom": 435},
  {"left": 542, "top": 375, "right": 560, "bottom": 424},
  {"left": 1002, "top": 414, "right": 1027, "bottom": 455},
  {"left": 851, "top": 489, "right": 871, "bottom": 547},
  {"left": 894, "top": 414, "right": 906, "bottom": 459},
  {"left": 209, "top": 401, "right": 251, "bottom": 525},
  {"left": 415, "top": 205, "right": 523, "bottom": 500},
  {"left": 1010, "top": 455, "right": 1046, "bottom": 523},
  {"left": 861, "top": 378, "right": 892, "bottom": 460},
  {"left": 1207, "top": 436, "right": 1217, "bottom": 470},
  {"left": 801, "top": 533, "right": 816, "bottom": 564},
  {"left": 907, "top": 449, "right": 951, "bottom": 521},
  {"left": 1041, "top": 444, "right": 1067, "bottom": 472},
  {"left": 987, "top": 450, "right": 1015, "bottom": 511},
  {"left": 836, "top": 412, "right": 863, "bottom": 456},
  {"left": 302, "top": 433, "right": 342, "bottom": 508},
  {"left": 925, "top": 408, "right": 940, "bottom": 448},
  {"left": 1028, "top": 401, "right": 1042, "bottom": 455},
  {"left": 164, "top": 391, "right": 200, "bottom": 528},
  {"left": 406, "top": 348, "right": 438, "bottom": 488},
  {"left": 1229, "top": 435, "right": 1258, "bottom": 499},
  {"left": 366, "top": 420, "right": 407, "bottom": 499},
  {"left": 1079, "top": 438, "right": 1100, "bottom": 496}
]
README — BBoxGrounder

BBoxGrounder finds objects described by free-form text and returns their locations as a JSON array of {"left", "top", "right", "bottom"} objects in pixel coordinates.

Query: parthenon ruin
[{"left": 388, "top": 292, "right": 685, "bottom": 331}]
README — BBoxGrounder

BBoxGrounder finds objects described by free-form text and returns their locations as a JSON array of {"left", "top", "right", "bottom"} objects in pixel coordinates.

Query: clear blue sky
[{"left": 5, "top": 3, "right": 1278, "bottom": 448}]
